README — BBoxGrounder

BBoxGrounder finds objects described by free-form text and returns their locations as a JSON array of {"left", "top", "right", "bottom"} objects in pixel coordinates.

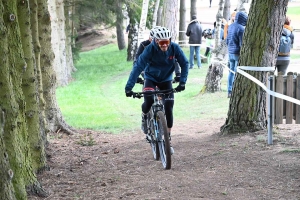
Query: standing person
[
  {"left": 226, "top": 11, "right": 248, "bottom": 98},
  {"left": 209, "top": 0, "right": 212, "bottom": 7},
  {"left": 275, "top": 16, "right": 294, "bottom": 75},
  {"left": 186, "top": 15, "right": 203, "bottom": 69},
  {"left": 125, "top": 27, "right": 189, "bottom": 154},
  {"left": 223, "top": 11, "right": 236, "bottom": 40}
]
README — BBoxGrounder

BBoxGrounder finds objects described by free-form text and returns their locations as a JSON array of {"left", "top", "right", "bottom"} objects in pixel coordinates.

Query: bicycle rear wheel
[
  {"left": 149, "top": 112, "right": 159, "bottom": 160},
  {"left": 156, "top": 111, "right": 171, "bottom": 169}
]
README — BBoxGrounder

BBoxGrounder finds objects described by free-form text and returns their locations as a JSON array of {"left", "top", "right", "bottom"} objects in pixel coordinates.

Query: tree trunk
[
  {"left": 202, "top": 0, "right": 226, "bottom": 93},
  {"left": 190, "top": 0, "right": 197, "bottom": 20},
  {"left": 236, "top": 0, "right": 252, "bottom": 13},
  {"left": 48, "top": 0, "right": 74, "bottom": 86},
  {"left": 156, "top": 6, "right": 163, "bottom": 26},
  {"left": 221, "top": 0, "right": 288, "bottom": 134},
  {"left": 38, "top": 0, "right": 75, "bottom": 135},
  {"left": 0, "top": 0, "right": 47, "bottom": 198},
  {"left": 116, "top": 1, "right": 126, "bottom": 50},
  {"left": 152, "top": 0, "right": 160, "bottom": 27},
  {"left": 126, "top": 7, "right": 139, "bottom": 61},
  {"left": 162, "top": 0, "right": 179, "bottom": 40},
  {"left": 179, "top": 0, "right": 186, "bottom": 45},
  {"left": 223, "top": 0, "right": 231, "bottom": 21}
]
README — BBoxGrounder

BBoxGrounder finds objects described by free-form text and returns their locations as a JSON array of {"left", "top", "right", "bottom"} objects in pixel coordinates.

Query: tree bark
[
  {"left": 179, "top": 0, "right": 186, "bottom": 45},
  {"left": 152, "top": 0, "right": 160, "bottom": 27},
  {"left": 162, "top": 0, "right": 179, "bottom": 40},
  {"left": 116, "top": 1, "right": 126, "bottom": 50},
  {"left": 221, "top": 0, "right": 288, "bottom": 134},
  {"left": 202, "top": 0, "right": 226, "bottom": 93},
  {"left": 48, "top": 0, "right": 74, "bottom": 86},
  {"left": 223, "top": 0, "right": 231, "bottom": 21},
  {"left": 190, "top": 0, "right": 197, "bottom": 20}
]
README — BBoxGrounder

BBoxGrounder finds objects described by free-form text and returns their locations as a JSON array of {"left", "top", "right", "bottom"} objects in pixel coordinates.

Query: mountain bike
[{"left": 132, "top": 88, "right": 176, "bottom": 170}]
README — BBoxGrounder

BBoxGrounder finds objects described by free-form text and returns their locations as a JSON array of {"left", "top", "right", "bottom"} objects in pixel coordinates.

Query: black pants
[
  {"left": 275, "top": 59, "right": 290, "bottom": 75},
  {"left": 142, "top": 79, "right": 174, "bottom": 128}
]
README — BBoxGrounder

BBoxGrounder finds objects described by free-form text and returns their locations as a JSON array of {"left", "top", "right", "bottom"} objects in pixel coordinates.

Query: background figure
[
  {"left": 209, "top": 0, "right": 212, "bottom": 7},
  {"left": 226, "top": 11, "right": 248, "bottom": 98},
  {"left": 212, "top": 20, "right": 225, "bottom": 40},
  {"left": 275, "top": 16, "right": 294, "bottom": 75},
  {"left": 202, "top": 29, "right": 214, "bottom": 57},
  {"left": 186, "top": 15, "right": 203, "bottom": 69},
  {"left": 224, "top": 11, "right": 236, "bottom": 40},
  {"left": 126, "top": 24, "right": 130, "bottom": 34}
]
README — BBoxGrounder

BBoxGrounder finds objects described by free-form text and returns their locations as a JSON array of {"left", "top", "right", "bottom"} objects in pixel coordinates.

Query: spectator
[
  {"left": 226, "top": 11, "right": 248, "bottom": 98},
  {"left": 126, "top": 24, "right": 130, "bottom": 34},
  {"left": 186, "top": 15, "right": 203, "bottom": 69},
  {"left": 275, "top": 16, "right": 294, "bottom": 75},
  {"left": 209, "top": 0, "right": 212, "bottom": 7},
  {"left": 224, "top": 11, "right": 236, "bottom": 40},
  {"left": 212, "top": 19, "right": 226, "bottom": 40},
  {"left": 202, "top": 28, "right": 214, "bottom": 57}
]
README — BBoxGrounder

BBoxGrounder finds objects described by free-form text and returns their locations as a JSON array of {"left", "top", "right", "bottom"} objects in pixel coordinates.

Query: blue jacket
[
  {"left": 125, "top": 40, "right": 189, "bottom": 91},
  {"left": 226, "top": 12, "right": 248, "bottom": 55}
]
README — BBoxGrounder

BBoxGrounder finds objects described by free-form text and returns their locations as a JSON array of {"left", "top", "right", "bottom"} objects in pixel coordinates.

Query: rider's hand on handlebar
[
  {"left": 175, "top": 83, "right": 185, "bottom": 92},
  {"left": 125, "top": 90, "right": 133, "bottom": 97}
]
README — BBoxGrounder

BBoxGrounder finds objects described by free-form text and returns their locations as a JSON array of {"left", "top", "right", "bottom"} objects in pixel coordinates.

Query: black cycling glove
[
  {"left": 175, "top": 83, "right": 185, "bottom": 92},
  {"left": 136, "top": 77, "right": 144, "bottom": 84},
  {"left": 173, "top": 73, "right": 181, "bottom": 83},
  {"left": 125, "top": 90, "right": 133, "bottom": 97}
]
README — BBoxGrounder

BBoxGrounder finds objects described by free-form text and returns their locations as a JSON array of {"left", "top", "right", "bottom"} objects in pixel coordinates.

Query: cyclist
[
  {"left": 125, "top": 26, "right": 189, "bottom": 154},
  {"left": 134, "top": 26, "right": 181, "bottom": 83}
]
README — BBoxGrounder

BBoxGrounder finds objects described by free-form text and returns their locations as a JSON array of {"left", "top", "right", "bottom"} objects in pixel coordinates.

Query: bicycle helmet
[
  {"left": 154, "top": 27, "right": 172, "bottom": 40},
  {"left": 149, "top": 26, "right": 161, "bottom": 39}
]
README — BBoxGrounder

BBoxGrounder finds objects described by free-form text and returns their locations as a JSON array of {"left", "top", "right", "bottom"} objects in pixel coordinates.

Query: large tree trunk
[
  {"left": 223, "top": 0, "right": 231, "bottom": 21},
  {"left": 116, "top": 1, "right": 126, "bottom": 50},
  {"left": 38, "top": 0, "right": 75, "bottom": 135},
  {"left": 152, "top": 0, "right": 160, "bottom": 27},
  {"left": 126, "top": 6, "right": 139, "bottom": 61},
  {"left": 162, "top": 0, "right": 179, "bottom": 40},
  {"left": 0, "top": 0, "right": 47, "bottom": 198},
  {"left": 179, "top": 0, "right": 186, "bottom": 45},
  {"left": 190, "top": 0, "right": 197, "bottom": 20},
  {"left": 221, "top": 0, "right": 288, "bottom": 134},
  {"left": 156, "top": 6, "right": 163, "bottom": 26},
  {"left": 202, "top": 0, "right": 226, "bottom": 92},
  {"left": 48, "top": 0, "right": 74, "bottom": 86}
]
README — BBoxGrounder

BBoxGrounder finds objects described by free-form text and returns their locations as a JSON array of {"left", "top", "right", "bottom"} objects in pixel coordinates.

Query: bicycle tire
[
  {"left": 149, "top": 112, "right": 159, "bottom": 160},
  {"left": 156, "top": 111, "right": 171, "bottom": 169}
]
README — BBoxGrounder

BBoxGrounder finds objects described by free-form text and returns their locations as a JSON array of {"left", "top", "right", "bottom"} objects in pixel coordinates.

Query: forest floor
[
  {"left": 28, "top": 118, "right": 300, "bottom": 200},
  {"left": 28, "top": 2, "right": 300, "bottom": 200}
]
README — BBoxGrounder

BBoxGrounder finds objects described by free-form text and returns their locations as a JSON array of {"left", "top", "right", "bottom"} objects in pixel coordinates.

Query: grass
[{"left": 56, "top": 44, "right": 230, "bottom": 133}]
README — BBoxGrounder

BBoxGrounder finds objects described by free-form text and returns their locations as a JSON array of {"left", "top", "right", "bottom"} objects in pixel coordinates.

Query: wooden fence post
[{"left": 275, "top": 75, "right": 283, "bottom": 124}]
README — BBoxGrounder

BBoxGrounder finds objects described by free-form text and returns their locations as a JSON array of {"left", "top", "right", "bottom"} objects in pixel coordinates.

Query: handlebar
[{"left": 132, "top": 88, "right": 176, "bottom": 99}]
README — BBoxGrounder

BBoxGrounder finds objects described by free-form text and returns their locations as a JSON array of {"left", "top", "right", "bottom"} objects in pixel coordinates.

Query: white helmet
[
  {"left": 154, "top": 27, "right": 172, "bottom": 40},
  {"left": 149, "top": 26, "right": 161, "bottom": 39}
]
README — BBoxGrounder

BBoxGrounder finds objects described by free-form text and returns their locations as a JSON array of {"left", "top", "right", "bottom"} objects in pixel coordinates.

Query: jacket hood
[
  {"left": 282, "top": 27, "right": 291, "bottom": 37},
  {"left": 235, "top": 11, "right": 248, "bottom": 26},
  {"left": 189, "top": 19, "right": 200, "bottom": 25}
]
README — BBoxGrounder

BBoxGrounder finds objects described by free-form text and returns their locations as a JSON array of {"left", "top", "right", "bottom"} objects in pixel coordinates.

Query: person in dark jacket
[
  {"left": 275, "top": 16, "right": 294, "bottom": 75},
  {"left": 186, "top": 15, "right": 203, "bottom": 69},
  {"left": 125, "top": 27, "right": 189, "bottom": 154},
  {"left": 226, "top": 11, "right": 248, "bottom": 98},
  {"left": 134, "top": 26, "right": 181, "bottom": 83}
]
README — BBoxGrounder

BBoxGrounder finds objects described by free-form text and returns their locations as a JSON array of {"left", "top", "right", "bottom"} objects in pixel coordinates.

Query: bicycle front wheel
[
  {"left": 149, "top": 113, "right": 159, "bottom": 160},
  {"left": 156, "top": 111, "right": 171, "bottom": 169}
]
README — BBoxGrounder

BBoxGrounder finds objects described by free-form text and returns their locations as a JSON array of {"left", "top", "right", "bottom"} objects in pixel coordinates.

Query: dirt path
[{"left": 29, "top": 118, "right": 300, "bottom": 200}]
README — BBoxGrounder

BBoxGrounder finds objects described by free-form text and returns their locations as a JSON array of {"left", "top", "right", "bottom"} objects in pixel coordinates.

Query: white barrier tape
[
  {"left": 210, "top": 58, "right": 300, "bottom": 106},
  {"left": 237, "top": 66, "right": 300, "bottom": 106}
]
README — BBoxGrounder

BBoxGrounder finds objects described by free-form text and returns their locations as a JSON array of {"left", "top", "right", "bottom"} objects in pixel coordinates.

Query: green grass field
[
  {"left": 57, "top": 5, "right": 300, "bottom": 133},
  {"left": 56, "top": 44, "right": 230, "bottom": 133}
]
